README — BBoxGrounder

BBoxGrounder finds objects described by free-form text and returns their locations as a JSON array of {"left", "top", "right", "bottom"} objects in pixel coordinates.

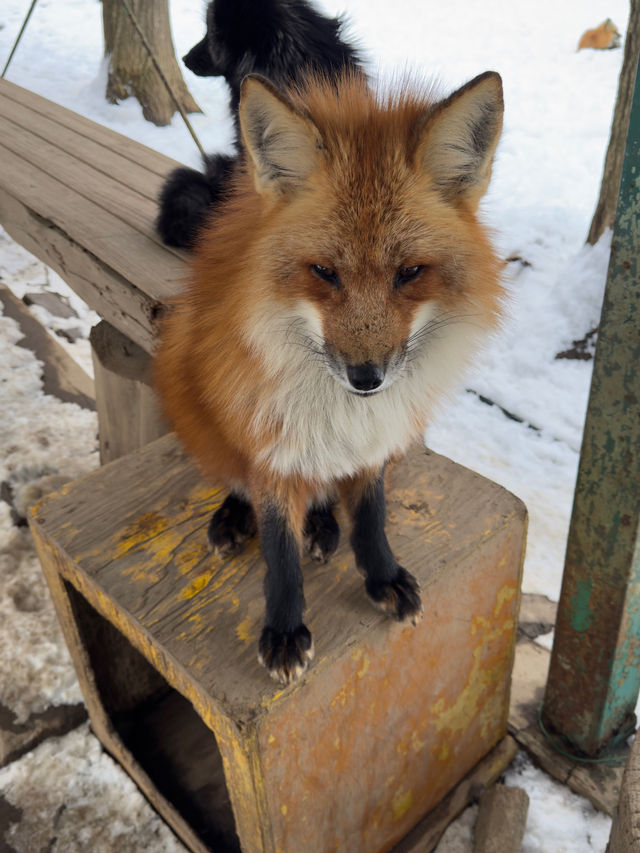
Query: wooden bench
[
  {"left": 0, "top": 77, "right": 185, "bottom": 460},
  {"left": 29, "top": 434, "right": 527, "bottom": 853}
]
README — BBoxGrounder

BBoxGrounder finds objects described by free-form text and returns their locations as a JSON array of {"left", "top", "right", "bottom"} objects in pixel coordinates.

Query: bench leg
[{"left": 90, "top": 320, "right": 167, "bottom": 463}]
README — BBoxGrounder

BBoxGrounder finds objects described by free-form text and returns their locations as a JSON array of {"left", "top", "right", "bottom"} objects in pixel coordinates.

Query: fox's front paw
[
  {"left": 207, "top": 494, "right": 257, "bottom": 557},
  {"left": 258, "top": 625, "right": 314, "bottom": 684},
  {"left": 365, "top": 567, "right": 423, "bottom": 625},
  {"left": 303, "top": 505, "right": 340, "bottom": 562}
]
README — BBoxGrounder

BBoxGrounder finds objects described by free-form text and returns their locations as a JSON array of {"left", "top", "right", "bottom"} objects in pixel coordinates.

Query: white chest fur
[{"left": 244, "top": 300, "right": 483, "bottom": 483}]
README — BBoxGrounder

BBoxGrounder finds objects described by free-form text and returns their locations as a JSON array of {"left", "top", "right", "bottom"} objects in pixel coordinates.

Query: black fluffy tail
[{"left": 156, "top": 153, "right": 237, "bottom": 250}]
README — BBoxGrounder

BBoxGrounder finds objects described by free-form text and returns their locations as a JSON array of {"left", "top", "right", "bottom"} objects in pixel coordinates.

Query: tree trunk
[
  {"left": 102, "top": 0, "right": 201, "bottom": 127},
  {"left": 587, "top": 0, "right": 640, "bottom": 245}
]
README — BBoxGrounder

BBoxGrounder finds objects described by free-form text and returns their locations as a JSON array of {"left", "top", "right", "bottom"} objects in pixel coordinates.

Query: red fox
[
  {"left": 578, "top": 19, "right": 621, "bottom": 51},
  {"left": 154, "top": 71, "right": 505, "bottom": 684}
]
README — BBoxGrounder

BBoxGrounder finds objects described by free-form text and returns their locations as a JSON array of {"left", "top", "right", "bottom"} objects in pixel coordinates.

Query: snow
[
  {"left": 0, "top": 724, "right": 184, "bottom": 852},
  {"left": 0, "top": 0, "right": 632, "bottom": 849},
  {"left": 504, "top": 753, "right": 613, "bottom": 853}
]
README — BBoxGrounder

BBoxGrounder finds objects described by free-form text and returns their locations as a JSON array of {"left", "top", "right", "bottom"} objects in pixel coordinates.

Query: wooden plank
[
  {"left": 29, "top": 436, "right": 526, "bottom": 853},
  {"left": 0, "top": 700, "right": 87, "bottom": 768},
  {"left": 0, "top": 147, "right": 185, "bottom": 303},
  {"left": 0, "top": 78, "right": 186, "bottom": 178},
  {"left": 0, "top": 90, "right": 168, "bottom": 202},
  {"left": 28, "top": 437, "right": 527, "bottom": 722},
  {"left": 37, "top": 549, "right": 211, "bottom": 853},
  {"left": 390, "top": 737, "right": 519, "bottom": 853},
  {"left": 0, "top": 283, "right": 95, "bottom": 409},
  {"left": 90, "top": 320, "right": 168, "bottom": 462},
  {"left": 608, "top": 735, "right": 640, "bottom": 852},
  {"left": 0, "top": 189, "right": 161, "bottom": 351},
  {"left": 0, "top": 113, "right": 183, "bottom": 254}
]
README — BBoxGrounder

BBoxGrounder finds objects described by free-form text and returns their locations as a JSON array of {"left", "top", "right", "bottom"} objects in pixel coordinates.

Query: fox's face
[{"left": 239, "top": 72, "right": 504, "bottom": 401}]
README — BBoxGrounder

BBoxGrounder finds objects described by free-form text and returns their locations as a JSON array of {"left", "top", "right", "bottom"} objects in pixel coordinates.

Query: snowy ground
[{"left": 0, "top": 0, "right": 632, "bottom": 850}]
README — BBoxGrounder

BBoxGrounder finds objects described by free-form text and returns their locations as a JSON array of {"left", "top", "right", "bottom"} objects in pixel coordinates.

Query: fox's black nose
[{"left": 346, "top": 363, "right": 384, "bottom": 392}]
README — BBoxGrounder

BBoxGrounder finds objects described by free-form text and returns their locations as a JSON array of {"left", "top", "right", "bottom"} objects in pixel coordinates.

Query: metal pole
[{"left": 542, "top": 57, "right": 640, "bottom": 755}]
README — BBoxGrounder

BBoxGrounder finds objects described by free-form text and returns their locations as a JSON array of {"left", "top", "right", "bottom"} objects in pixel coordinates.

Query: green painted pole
[{"left": 542, "top": 56, "right": 640, "bottom": 756}]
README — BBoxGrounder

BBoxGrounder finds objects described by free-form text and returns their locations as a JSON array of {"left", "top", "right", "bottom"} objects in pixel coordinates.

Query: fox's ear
[
  {"left": 417, "top": 72, "right": 503, "bottom": 207},
  {"left": 239, "top": 75, "right": 324, "bottom": 195}
]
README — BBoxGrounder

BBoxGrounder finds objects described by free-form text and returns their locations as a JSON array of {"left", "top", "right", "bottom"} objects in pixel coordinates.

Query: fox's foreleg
[
  {"left": 340, "top": 468, "right": 423, "bottom": 624},
  {"left": 252, "top": 477, "right": 315, "bottom": 684}
]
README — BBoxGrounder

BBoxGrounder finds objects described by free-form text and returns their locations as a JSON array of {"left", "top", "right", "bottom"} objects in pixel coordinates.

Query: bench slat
[
  {"left": 0, "top": 145, "right": 184, "bottom": 303},
  {"left": 0, "top": 112, "right": 182, "bottom": 256},
  {"left": 0, "top": 79, "right": 187, "bottom": 178},
  {"left": 0, "top": 91, "right": 169, "bottom": 207},
  {"left": 0, "top": 189, "right": 159, "bottom": 351}
]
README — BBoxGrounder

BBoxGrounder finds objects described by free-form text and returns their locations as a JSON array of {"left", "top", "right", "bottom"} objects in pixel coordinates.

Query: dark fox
[{"left": 156, "top": 0, "right": 363, "bottom": 249}]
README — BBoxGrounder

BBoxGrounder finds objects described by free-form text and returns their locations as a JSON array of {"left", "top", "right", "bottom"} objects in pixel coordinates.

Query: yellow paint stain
[
  {"left": 392, "top": 787, "right": 413, "bottom": 821},
  {"left": 236, "top": 617, "right": 253, "bottom": 644},
  {"left": 438, "top": 743, "right": 450, "bottom": 761},
  {"left": 330, "top": 682, "right": 355, "bottom": 708},
  {"left": 357, "top": 654, "right": 370, "bottom": 679},
  {"left": 493, "top": 583, "right": 516, "bottom": 617},
  {"left": 429, "top": 596, "right": 514, "bottom": 743},
  {"left": 176, "top": 546, "right": 208, "bottom": 574},
  {"left": 281, "top": 805, "right": 288, "bottom": 816},
  {"left": 411, "top": 731, "right": 426, "bottom": 754},
  {"left": 334, "top": 735, "right": 341, "bottom": 749},
  {"left": 268, "top": 734, "right": 276, "bottom": 744},
  {"left": 181, "top": 572, "right": 212, "bottom": 599},
  {"left": 115, "top": 511, "right": 170, "bottom": 558}
]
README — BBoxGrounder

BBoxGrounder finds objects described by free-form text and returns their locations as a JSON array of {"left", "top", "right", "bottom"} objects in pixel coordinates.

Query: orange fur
[
  {"left": 154, "top": 72, "right": 505, "bottom": 536},
  {"left": 578, "top": 19, "right": 621, "bottom": 51}
]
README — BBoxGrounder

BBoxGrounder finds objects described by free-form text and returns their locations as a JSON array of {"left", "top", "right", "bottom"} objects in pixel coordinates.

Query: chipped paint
[
  {"left": 236, "top": 617, "right": 254, "bottom": 644},
  {"left": 180, "top": 571, "right": 212, "bottom": 599},
  {"left": 392, "top": 787, "right": 413, "bottom": 821},
  {"left": 543, "top": 58, "right": 640, "bottom": 754}
]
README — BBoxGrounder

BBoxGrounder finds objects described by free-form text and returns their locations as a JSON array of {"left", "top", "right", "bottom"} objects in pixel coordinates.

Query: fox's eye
[
  {"left": 311, "top": 264, "right": 341, "bottom": 289},
  {"left": 394, "top": 265, "right": 424, "bottom": 288}
]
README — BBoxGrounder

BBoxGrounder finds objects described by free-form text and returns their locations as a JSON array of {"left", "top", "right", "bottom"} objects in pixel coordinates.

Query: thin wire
[
  {"left": 117, "top": 0, "right": 207, "bottom": 159},
  {"left": 1, "top": 0, "right": 39, "bottom": 78},
  {"left": 537, "top": 704, "right": 629, "bottom": 767}
]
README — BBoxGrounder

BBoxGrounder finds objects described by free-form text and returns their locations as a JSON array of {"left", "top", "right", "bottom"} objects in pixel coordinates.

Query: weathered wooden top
[
  {"left": 0, "top": 78, "right": 189, "bottom": 352},
  {"left": 29, "top": 433, "right": 526, "bottom": 726}
]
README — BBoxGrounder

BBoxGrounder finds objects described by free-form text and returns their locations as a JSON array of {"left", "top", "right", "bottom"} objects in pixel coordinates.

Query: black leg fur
[
  {"left": 207, "top": 493, "right": 257, "bottom": 557},
  {"left": 258, "top": 503, "right": 313, "bottom": 684},
  {"left": 156, "top": 153, "right": 236, "bottom": 249},
  {"left": 303, "top": 502, "right": 340, "bottom": 562},
  {"left": 351, "top": 472, "right": 423, "bottom": 624}
]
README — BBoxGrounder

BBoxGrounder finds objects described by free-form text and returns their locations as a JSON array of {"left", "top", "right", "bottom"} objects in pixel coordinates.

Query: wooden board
[
  {"left": 391, "top": 736, "right": 519, "bottom": 853},
  {"left": 90, "top": 320, "right": 168, "bottom": 462},
  {"left": 0, "top": 283, "right": 95, "bottom": 409},
  {"left": 29, "top": 434, "right": 527, "bottom": 853},
  {"left": 30, "top": 436, "right": 526, "bottom": 721},
  {"left": 0, "top": 79, "right": 185, "bottom": 179},
  {"left": 0, "top": 78, "right": 190, "bottom": 352}
]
